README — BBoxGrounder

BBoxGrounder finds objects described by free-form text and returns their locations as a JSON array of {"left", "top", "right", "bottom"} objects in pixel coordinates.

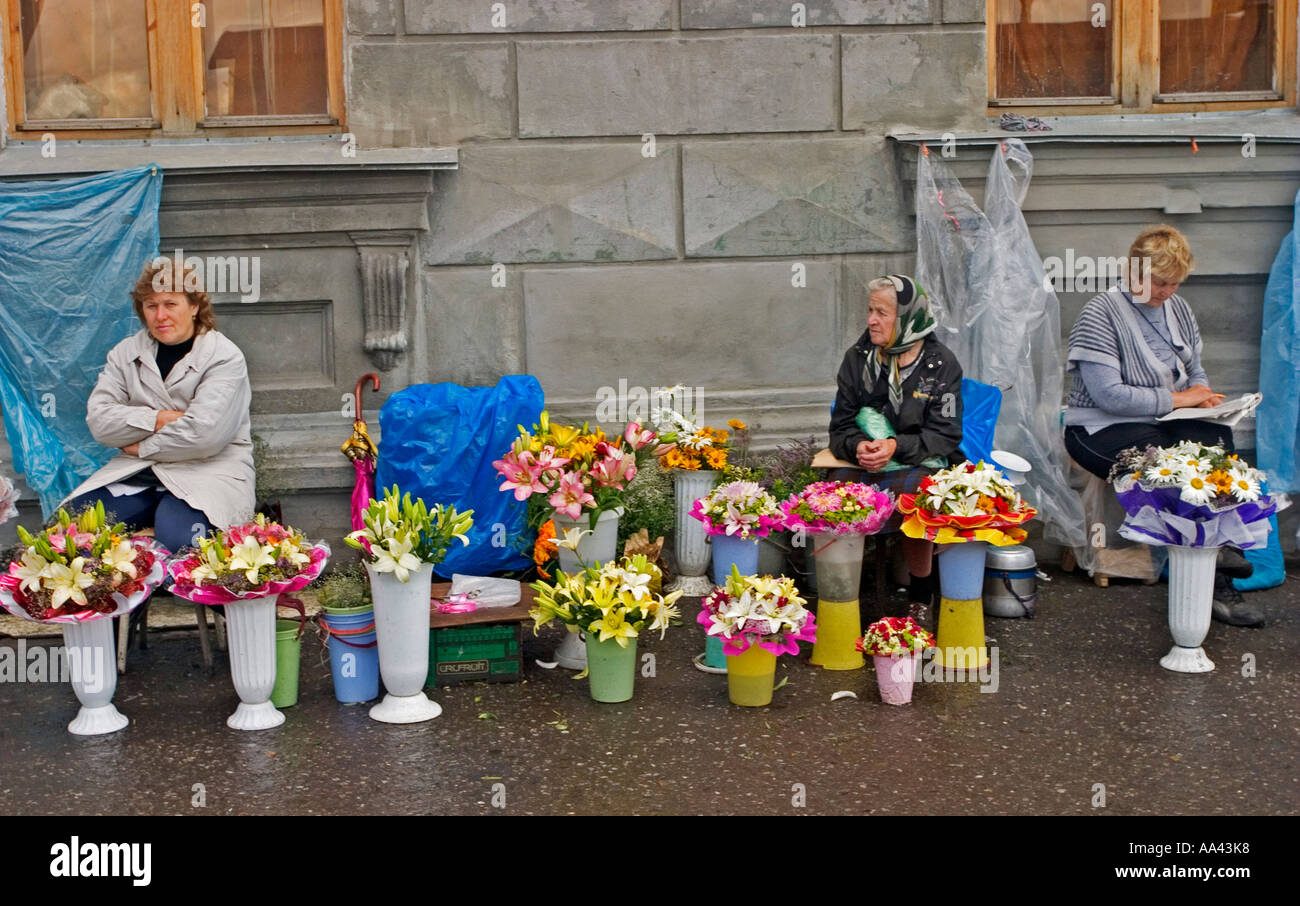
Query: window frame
[
  {"left": 986, "top": 0, "right": 1298, "bottom": 115},
  {"left": 2, "top": 0, "right": 346, "bottom": 139}
]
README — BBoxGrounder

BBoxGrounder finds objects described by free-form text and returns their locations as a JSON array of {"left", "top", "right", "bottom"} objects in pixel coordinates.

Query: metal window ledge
[
  {"left": 0, "top": 135, "right": 458, "bottom": 178},
  {"left": 890, "top": 109, "right": 1300, "bottom": 145}
]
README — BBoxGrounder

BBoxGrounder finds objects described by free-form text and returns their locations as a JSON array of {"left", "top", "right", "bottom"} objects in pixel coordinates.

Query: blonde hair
[
  {"left": 130, "top": 259, "right": 217, "bottom": 334},
  {"left": 1128, "top": 225, "right": 1194, "bottom": 284}
]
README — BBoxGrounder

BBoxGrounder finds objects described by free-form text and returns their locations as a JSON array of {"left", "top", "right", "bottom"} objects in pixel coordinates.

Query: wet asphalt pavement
[{"left": 1, "top": 565, "right": 1297, "bottom": 816}]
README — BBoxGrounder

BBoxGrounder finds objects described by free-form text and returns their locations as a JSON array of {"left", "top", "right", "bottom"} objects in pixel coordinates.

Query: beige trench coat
[{"left": 62, "top": 328, "right": 256, "bottom": 530}]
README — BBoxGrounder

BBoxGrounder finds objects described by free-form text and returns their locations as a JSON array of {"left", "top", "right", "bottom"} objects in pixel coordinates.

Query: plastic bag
[
  {"left": 957, "top": 377, "right": 1002, "bottom": 465},
  {"left": 1254, "top": 189, "right": 1300, "bottom": 492},
  {"left": 0, "top": 164, "right": 163, "bottom": 516},
  {"left": 914, "top": 140, "right": 1086, "bottom": 554},
  {"left": 375, "top": 375, "right": 543, "bottom": 577}
]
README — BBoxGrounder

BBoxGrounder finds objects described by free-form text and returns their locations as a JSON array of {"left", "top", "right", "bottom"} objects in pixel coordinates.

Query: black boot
[
  {"left": 1212, "top": 573, "right": 1265, "bottom": 627},
  {"left": 906, "top": 573, "right": 935, "bottom": 629},
  {"left": 1216, "top": 547, "right": 1254, "bottom": 580}
]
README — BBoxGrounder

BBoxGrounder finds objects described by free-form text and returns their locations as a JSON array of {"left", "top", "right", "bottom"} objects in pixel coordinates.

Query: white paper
[{"left": 1157, "top": 392, "right": 1262, "bottom": 427}]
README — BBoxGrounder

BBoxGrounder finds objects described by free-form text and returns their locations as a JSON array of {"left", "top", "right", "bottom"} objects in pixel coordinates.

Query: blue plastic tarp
[
  {"left": 0, "top": 164, "right": 163, "bottom": 516},
  {"left": 958, "top": 377, "right": 1002, "bottom": 465},
  {"left": 375, "top": 376, "right": 544, "bottom": 577},
  {"left": 1255, "top": 189, "right": 1300, "bottom": 493}
]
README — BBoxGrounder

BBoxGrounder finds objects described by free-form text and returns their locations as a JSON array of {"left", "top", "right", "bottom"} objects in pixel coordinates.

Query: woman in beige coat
[{"left": 61, "top": 259, "right": 256, "bottom": 554}]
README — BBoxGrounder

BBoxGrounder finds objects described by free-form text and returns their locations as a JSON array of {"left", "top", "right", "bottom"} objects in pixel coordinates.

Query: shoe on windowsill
[{"left": 1211, "top": 573, "right": 1264, "bottom": 627}]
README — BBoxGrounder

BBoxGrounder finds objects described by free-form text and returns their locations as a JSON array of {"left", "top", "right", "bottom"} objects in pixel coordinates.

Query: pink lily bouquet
[
  {"left": 493, "top": 410, "right": 669, "bottom": 528},
  {"left": 0, "top": 503, "right": 166, "bottom": 623},
  {"left": 167, "top": 513, "right": 330, "bottom": 605},
  {"left": 698, "top": 566, "right": 817, "bottom": 656},
  {"left": 689, "top": 480, "right": 783, "bottom": 539},
  {"left": 779, "top": 481, "right": 895, "bottom": 535}
]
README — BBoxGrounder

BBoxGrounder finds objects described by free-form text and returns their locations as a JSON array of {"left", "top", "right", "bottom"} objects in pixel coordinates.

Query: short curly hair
[
  {"left": 130, "top": 258, "right": 217, "bottom": 333},
  {"left": 1128, "top": 225, "right": 1194, "bottom": 284}
]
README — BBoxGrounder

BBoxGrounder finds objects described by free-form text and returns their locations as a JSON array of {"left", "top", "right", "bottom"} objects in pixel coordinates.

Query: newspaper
[{"left": 1157, "top": 392, "right": 1262, "bottom": 427}]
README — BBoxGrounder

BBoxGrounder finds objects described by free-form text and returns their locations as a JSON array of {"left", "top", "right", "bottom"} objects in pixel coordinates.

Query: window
[
  {"left": 3, "top": 0, "right": 345, "bottom": 138},
  {"left": 988, "top": 0, "right": 1298, "bottom": 113}
]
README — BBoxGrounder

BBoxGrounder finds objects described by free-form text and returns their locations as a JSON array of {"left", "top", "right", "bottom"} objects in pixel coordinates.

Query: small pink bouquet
[
  {"left": 697, "top": 567, "right": 816, "bottom": 656},
  {"left": 689, "top": 480, "right": 783, "bottom": 539},
  {"left": 167, "top": 513, "right": 330, "bottom": 605},
  {"left": 779, "top": 481, "right": 894, "bottom": 535}
]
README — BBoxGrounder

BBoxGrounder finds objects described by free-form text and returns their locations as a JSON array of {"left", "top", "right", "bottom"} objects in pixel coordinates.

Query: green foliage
[
  {"left": 316, "top": 564, "right": 372, "bottom": 611},
  {"left": 617, "top": 458, "right": 675, "bottom": 547}
]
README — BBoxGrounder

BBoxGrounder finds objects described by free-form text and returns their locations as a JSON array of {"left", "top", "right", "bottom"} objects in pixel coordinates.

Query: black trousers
[{"left": 1065, "top": 420, "right": 1235, "bottom": 481}]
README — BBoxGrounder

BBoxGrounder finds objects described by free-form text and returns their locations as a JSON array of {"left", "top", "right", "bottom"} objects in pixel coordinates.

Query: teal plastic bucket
[{"left": 321, "top": 609, "right": 379, "bottom": 703}]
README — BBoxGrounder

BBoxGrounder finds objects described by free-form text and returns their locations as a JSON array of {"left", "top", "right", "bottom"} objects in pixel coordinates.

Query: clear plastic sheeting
[
  {"left": 914, "top": 140, "right": 1087, "bottom": 557},
  {"left": 0, "top": 164, "right": 163, "bottom": 516}
]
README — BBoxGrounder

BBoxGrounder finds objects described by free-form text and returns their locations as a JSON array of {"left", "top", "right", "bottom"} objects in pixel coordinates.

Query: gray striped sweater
[{"left": 1065, "top": 289, "right": 1204, "bottom": 430}]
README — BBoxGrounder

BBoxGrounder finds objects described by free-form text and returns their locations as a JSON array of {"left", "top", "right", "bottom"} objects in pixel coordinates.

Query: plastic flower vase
[
  {"left": 670, "top": 470, "right": 719, "bottom": 596},
  {"left": 934, "top": 596, "right": 989, "bottom": 669},
  {"left": 873, "top": 653, "right": 918, "bottom": 705},
  {"left": 937, "top": 540, "right": 987, "bottom": 600},
  {"left": 702, "top": 633, "right": 728, "bottom": 671},
  {"left": 585, "top": 634, "right": 638, "bottom": 703},
  {"left": 1161, "top": 544, "right": 1218, "bottom": 673},
  {"left": 270, "top": 619, "right": 302, "bottom": 708},
  {"left": 809, "top": 533, "right": 865, "bottom": 670},
  {"left": 726, "top": 644, "right": 777, "bottom": 706},
  {"left": 321, "top": 606, "right": 379, "bottom": 703},
  {"left": 553, "top": 506, "right": 623, "bottom": 573},
  {"left": 711, "top": 533, "right": 760, "bottom": 585},
  {"left": 61, "top": 617, "right": 128, "bottom": 736},
  {"left": 367, "top": 562, "right": 441, "bottom": 723},
  {"left": 223, "top": 595, "right": 286, "bottom": 730}
]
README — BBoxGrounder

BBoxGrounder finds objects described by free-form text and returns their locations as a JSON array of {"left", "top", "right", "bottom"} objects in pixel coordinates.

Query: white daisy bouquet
[
  {"left": 345, "top": 485, "right": 474, "bottom": 582},
  {"left": 1111, "top": 443, "right": 1278, "bottom": 549},
  {"left": 167, "top": 512, "right": 330, "bottom": 604},
  {"left": 0, "top": 502, "right": 166, "bottom": 623}
]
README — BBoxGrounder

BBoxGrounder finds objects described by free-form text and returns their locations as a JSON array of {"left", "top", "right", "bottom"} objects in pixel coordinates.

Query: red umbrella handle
[{"left": 354, "top": 373, "right": 380, "bottom": 417}]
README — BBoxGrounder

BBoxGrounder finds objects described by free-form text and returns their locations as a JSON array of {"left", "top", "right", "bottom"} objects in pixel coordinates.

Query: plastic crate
[{"left": 427, "top": 622, "right": 522, "bottom": 686}]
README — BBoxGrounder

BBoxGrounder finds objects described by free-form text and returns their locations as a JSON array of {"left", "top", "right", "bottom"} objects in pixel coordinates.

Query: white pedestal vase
[
  {"left": 550, "top": 507, "right": 623, "bottom": 670},
  {"left": 223, "top": 595, "right": 285, "bottom": 730},
  {"left": 1160, "top": 545, "right": 1218, "bottom": 673},
  {"left": 367, "top": 562, "right": 441, "bottom": 723},
  {"left": 62, "top": 618, "right": 127, "bottom": 736},
  {"left": 669, "top": 470, "right": 719, "bottom": 596}
]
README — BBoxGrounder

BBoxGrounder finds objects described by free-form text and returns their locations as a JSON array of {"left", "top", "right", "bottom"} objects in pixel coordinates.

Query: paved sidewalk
[{"left": 1, "top": 566, "right": 1296, "bottom": 815}]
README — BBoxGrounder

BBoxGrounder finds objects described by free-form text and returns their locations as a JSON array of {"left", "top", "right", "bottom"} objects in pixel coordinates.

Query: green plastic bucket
[
  {"left": 584, "top": 634, "right": 638, "bottom": 703},
  {"left": 271, "top": 619, "right": 302, "bottom": 708}
]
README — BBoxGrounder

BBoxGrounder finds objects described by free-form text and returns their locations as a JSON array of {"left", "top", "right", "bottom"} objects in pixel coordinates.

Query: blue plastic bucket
[
  {"left": 937, "top": 541, "right": 988, "bottom": 600},
  {"left": 711, "top": 534, "right": 760, "bottom": 585},
  {"left": 321, "top": 609, "right": 379, "bottom": 703}
]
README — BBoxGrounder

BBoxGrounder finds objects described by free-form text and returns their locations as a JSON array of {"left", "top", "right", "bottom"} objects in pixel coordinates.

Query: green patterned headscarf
[{"left": 865, "top": 274, "right": 936, "bottom": 411}]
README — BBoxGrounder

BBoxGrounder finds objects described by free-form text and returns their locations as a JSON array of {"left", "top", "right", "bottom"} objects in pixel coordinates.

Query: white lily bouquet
[
  {"left": 346, "top": 486, "right": 474, "bottom": 581},
  {"left": 167, "top": 513, "right": 330, "bottom": 605}
]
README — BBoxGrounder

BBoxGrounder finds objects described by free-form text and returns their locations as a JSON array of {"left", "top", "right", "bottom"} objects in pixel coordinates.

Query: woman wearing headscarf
[{"left": 828, "top": 275, "right": 964, "bottom": 621}]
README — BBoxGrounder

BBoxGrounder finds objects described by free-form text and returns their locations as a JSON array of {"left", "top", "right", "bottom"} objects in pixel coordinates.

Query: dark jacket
[{"left": 829, "top": 331, "right": 964, "bottom": 466}]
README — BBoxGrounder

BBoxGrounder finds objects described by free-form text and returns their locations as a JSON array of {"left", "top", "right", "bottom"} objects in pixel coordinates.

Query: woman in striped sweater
[{"left": 1063, "top": 225, "right": 1261, "bottom": 626}]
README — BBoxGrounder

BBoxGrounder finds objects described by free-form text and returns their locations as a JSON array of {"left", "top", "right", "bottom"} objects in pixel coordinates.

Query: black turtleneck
[{"left": 155, "top": 335, "right": 195, "bottom": 381}]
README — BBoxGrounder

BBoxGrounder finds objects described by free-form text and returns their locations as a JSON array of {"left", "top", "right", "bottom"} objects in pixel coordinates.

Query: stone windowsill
[
  {"left": 0, "top": 135, "right": 458, "bottom": 178},
  {"left": 890, "top": 108, "right": 1300, "bottom": 146}
]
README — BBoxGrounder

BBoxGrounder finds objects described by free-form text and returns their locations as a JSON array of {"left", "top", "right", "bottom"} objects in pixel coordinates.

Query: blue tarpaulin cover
[
  {"left": 958, "top": 377, "right": 1002, "bottom": 465},
  {"left": 1255, "top": 189, "right": 1300, "bottom": 493},
  {"left": 0, "top": 164, "right": 163, "bottom": 516},
  {"left": 376, "top": 376, "right": 544, "bottom": 577}
]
